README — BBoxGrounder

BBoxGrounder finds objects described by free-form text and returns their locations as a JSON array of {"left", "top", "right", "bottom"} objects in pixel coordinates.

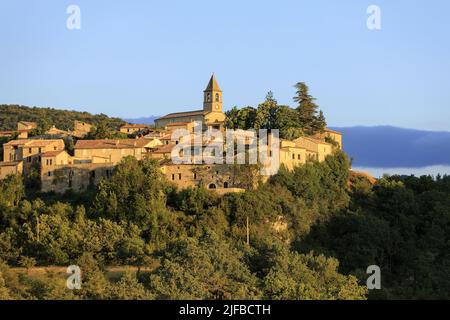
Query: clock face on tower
[{"left": 215, "top": 104, "right": 219, "bottom": 110}]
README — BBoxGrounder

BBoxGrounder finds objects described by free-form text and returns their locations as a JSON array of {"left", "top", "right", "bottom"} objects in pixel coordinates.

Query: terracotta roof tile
[
  {"left": 121, "top": 124, "right": 150, "bottom": 129},
  {"left": 156, "top": 110, "right": 205, "bottom": 121},
  {"left": 4, "top": 139, "right": 63, "bottom": 147},
  {"left": 41, "top": 150, "right": 66, "bottom": 157},
  {"left": 151, "top": 144, "right": 175, "bottom": 154},
  {"left": 74, "top": 139, "right": 151, "bottom": 149}
]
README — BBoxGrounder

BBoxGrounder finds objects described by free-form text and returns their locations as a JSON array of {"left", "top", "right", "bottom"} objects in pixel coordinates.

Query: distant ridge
[
  {"left": 331, "top": 126, "right": 450, "bottom": 168},
  {"left": 123, "top": 116, "right": 158, "bottom": 125}
]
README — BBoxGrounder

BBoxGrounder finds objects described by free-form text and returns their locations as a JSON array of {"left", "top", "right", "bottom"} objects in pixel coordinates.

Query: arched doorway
[
  {"left": 208, "top": 183, "right": 217, "bottom": 189},
  {"left": 223, "top": 182, "right": 229, "bottom": 189}
]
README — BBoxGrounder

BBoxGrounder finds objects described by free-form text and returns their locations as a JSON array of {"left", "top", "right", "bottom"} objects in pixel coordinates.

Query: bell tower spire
[{"left": 203, "top": 74, "right": 222, "bottom": 112}]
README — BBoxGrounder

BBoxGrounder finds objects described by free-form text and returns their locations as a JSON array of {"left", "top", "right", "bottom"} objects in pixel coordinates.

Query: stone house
[
  {"left": 74, "top": 138, "right": 159, "bottom": 165},
  {"left": 41, "top": 162, "right": 115, "bottom": 193},
  {"left": 73, "top": 121, "right": 93, "bottom": 138},
  {"left": 0, "top": 161, "right": 23, "bottom": 180},
  {"left": 120, "top": 124, "right": 150, "bottom": 134},
  {"left": 279, "top": 140, "right": 308, "bottom": 171},
  {"left": 16, "top": 121, "right": 38, "bottom": 138},
  {"left": 2, "top": 139, "right": 65, "bottom": 173},
  {"left": 294, "top": 136, "right": 333, "bottom": 162},
  {"left": 313, "top": 128, "right": 343, "bottom": 149}
]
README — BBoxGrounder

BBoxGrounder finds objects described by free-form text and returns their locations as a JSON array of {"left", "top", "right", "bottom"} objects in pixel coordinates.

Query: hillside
[{"left": 0, "top": 105, "right": 126, "bottom": 131}]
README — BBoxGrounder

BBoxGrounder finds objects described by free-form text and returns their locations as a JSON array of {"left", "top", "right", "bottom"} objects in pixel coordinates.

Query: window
[
  {"left": 172, "top": 174, "right": 175, "bottom": 181},
  {"left": 47, "top": 172, "right": 51, "bottom": 177},
  {"left": 178, "top": 173, "right": 182, "bottom": 180},
  {"left": 29, "top": 148, "right": 32, "bottom": 154},
  {"left": 193, "top": 173, "right": 197, "bottom": 179},
  {"left": 207, "top": 93, "right": 211, "bottom": 102},
  {"left": 298, "top": 154, "right": 301, "bottom": 160},
  {"left": 292, "top": 154, "right": 295, "bottom": 160},
  {"left": 224, "top": 182, "right": 229, "bottom": 189},
  {"left": 215, "top": 93, "right": 220, "bottom": 102},
  {"left": 38, "top": 148, "right": 42, "bottom": 153}
]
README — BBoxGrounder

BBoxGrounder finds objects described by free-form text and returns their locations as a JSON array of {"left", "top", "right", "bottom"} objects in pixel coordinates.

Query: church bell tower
[{"left": 203, "top": 74, "right": 222, "bottom": 113}]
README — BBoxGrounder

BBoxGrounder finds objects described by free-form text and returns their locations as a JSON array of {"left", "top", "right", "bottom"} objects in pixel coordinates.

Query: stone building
[
  {"left": 74, "top": 138, "right": 161, "bottom": 165},
  {"left": 313, "top": 128, "right": 343, "bottom": 149},
  {"left": 41, "top": 162, "right": 115, "bottom": 193},
  {"left": 39, "top": 148, "right": 117, "bottom": 193},
  {"left": 161, "top": 162, "right": 247, "bottom": 193},
  {"left": 73, "top": 121, "right": 93, "bottom": 138},
  {"left": 120, "top": 124, "right": 150, "bottom": 134},
  {"left": 0, "top": 131, "right": 15, "bottom": 138},
  {"left": 16, "top": 121, "right": 38, "bottom": 138},
  {"left": 0, "top": 161, "right": 23, "bottom": 180},
  {"left": 155, "top": 74, "right": 226, "bottom": 131},
  {"left": 0, "top": 75, "right": 344, "bottom": 193},
  {"left": 279, "top": 140, "right": 308, "bottom": 171},
  {"left": 46, "top": 126, "right": 71, "bottom": 136},
  {"left": 294, "top": 136, "right": 333, "bottom": 162},
  {"left": 2, "top": 139, "right": 65, "bottom": 173}
]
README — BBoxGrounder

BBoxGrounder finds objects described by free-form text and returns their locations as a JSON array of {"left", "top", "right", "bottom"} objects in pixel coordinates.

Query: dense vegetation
[
  {"left": 0, "top": 105, "right": 125, "bottom": 132},
  {"left": 1, "top": 151, "right": 448, "bottom": 300},
  {"left": 226, "top": 84, "right": 327, "bottom": 139}
]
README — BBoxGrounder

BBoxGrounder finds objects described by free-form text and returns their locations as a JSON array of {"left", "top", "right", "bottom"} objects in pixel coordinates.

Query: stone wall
[
  {"left": 0, "top": 161, "right": 23, "bottom": 180},
  {"left": 41, "top": 163, "right": 115, "bottom": 193}
]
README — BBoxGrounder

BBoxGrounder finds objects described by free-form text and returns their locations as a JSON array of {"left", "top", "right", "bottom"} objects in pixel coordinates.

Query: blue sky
[{"left": 1, "top": 0, "right": 449, "bottom": 131}]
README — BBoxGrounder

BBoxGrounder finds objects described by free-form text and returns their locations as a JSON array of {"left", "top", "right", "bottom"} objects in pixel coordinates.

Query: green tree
[
  {"left": 75, "top": 253, "right": 109, "bottom": 300},
  {"left": 293, "top": 82, "right": 319, "bottom": 133},
  {"left": 0, "top": 174, "right": 24, "bottom": 209},
  {"left": 312, "top": 110, "right": 327, "bottom": 134},
  {"left": 108, "top": 270, "right": 153, "bottom": 300},
  {"left": 262, "top": 247, "right": 367, "bottom": 300},
  {"left": 225, "top": 107, "right": 256, "bottom": 130},
  {"left": 147, "top": 233, "right": 261, "bottom": 299},
  {"left": 254, "top": 92, "right": 278, "bottom": 130},
  {"left": 272, "top": 106, "right": 302, "bottom": 140},
  {"left": 86, "top": 121, "right": 127, "bottom": 140}
]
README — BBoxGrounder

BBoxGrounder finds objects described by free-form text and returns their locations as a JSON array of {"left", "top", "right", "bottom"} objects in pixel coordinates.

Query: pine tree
[{"left": 293, "top": 82, "right": 319, "bottom": 133}]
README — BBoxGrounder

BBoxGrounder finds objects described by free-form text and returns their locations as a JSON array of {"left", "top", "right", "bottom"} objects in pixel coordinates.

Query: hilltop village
[{"left": 0, "top": 75, "right": 342, "bottom": 194}]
